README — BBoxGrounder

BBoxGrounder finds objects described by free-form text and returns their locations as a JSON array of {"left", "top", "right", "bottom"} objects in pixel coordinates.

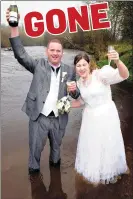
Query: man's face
[{"left": 46, "top": 42, "right": 63, "bottom": 66}]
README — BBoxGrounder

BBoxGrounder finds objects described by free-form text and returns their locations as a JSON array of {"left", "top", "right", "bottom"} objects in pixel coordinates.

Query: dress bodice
[{"left": 77, "top": 65, "right": 125, "bottom": 108}]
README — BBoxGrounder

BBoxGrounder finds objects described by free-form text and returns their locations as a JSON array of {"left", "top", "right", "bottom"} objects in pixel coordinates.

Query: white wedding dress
[{"left": 75, "top": 65, "right": 128, "bottom": 184}]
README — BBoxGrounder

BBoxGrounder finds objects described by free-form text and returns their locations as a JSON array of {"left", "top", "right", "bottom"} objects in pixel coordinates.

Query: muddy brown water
[{"left": 1, "top": 47, "right": 133, "bottom": 199}]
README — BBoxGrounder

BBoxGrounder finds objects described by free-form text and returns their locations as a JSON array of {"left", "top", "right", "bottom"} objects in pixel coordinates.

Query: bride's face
[{"left": 76, "top": 58, "right": 90, "bottom": 79}]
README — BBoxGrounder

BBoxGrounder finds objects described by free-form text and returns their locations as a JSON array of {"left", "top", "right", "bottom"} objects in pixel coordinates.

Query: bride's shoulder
[
  {"left": 92, "top": 68, "right": 99, "bottom": 73},
  {"left": 97, "top": 65, "right": 114, "bottom": 72},
  {"left": 92, "top": 68, "right": 99, "bottom": 76},
  {"left": 93, "top": 65, "right": 113, "bottom": 76}
]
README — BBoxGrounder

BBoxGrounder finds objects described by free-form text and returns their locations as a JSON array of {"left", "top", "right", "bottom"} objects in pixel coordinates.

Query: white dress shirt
[{"left": 41, "top": 67, "right": 61, "bottom": 117}]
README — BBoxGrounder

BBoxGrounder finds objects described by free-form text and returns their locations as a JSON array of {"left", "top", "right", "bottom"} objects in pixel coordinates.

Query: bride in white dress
[{"left": 71, "top": 50, "right": 129, "bottom": 185}]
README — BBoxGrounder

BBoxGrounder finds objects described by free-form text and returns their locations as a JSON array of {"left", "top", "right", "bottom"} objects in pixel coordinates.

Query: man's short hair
[{"left": 47, "top": 39, "right": 63, "bottom": 48}]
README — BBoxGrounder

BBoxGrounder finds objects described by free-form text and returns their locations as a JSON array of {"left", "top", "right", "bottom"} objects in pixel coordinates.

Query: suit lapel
[
  {"left": 58, "top": 63, "right": 65, "bottom": 99},
  {"left": 45, "top": 60, "right": 51, "bottom": 90}
]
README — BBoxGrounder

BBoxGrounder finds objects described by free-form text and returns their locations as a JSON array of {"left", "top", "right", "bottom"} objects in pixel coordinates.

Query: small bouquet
[{"left": 56, "top": 96, "right": 71, "bottom": 114}]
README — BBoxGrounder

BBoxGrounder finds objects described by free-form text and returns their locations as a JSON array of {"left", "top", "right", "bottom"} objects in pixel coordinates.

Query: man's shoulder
[
  {"left": 62, "top": 62, "right": 74, "bottom": 71},
  {"left": 62, "top": 62, "right": 70, "bottom": 68},
  {"left": 37, "top": 58, "right": 47, "bottom": 66}
]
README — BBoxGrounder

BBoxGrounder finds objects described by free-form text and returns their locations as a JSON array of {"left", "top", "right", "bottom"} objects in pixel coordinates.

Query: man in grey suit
[{"left": 6, "top": 10, "right": 80, "bottom": 174}]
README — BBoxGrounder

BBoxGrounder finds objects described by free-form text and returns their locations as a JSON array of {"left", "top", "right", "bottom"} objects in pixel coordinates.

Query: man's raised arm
[{"left": 6, "top": 8, "right": 38, "bottom": 74}]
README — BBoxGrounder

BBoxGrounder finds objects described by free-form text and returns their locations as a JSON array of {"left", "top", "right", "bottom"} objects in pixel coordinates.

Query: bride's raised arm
[
  {"left": 97, "top": 50, "right": 129, "bottom": 85},
  {"left": 107, "top": 50, "right": 129, "bottom": 79}
]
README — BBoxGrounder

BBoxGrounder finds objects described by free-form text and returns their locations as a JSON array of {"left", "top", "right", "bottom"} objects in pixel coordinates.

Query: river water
[{"left": 1, "top": 47, "right": 133, "bottom": 199}]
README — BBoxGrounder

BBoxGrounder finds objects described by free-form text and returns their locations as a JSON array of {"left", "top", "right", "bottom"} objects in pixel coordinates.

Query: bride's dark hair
[{"left": 74, "top": 52, "right": 97, "bottom": 73}]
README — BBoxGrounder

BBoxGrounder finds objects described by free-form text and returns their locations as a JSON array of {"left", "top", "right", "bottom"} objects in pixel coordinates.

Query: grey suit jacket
[{"left": 9, "top": 36, "right": 80, "bottom": 129}]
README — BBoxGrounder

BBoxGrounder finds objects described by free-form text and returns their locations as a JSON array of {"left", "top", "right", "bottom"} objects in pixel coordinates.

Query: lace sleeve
[{"left": 97, "top": 65, "right": 127, "bottom": 85}]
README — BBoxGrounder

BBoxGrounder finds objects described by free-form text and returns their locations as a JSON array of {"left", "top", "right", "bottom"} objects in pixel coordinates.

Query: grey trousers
[{"left": 28, "top": 114, "right": 65, "bottom": 169}]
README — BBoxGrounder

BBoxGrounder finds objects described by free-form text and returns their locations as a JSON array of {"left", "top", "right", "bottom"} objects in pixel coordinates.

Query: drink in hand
[
  {"left": 9, "top": 1, "right": 19, "bottom": 27},
  {"left": 66, "top": 80, "right": 76, "bottom": 87},
  {"left": 108, "top": 45, "right": 114, "bottom": 66},
  {"left": 66, "top": 80, "right": 75, "bottom": 96}
]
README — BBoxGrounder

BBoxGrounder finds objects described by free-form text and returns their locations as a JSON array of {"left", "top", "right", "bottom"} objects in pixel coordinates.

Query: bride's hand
[
  {"left": 107, "top": 50, "right": 129, "bottom": 79},
  {"left": 107, "top": 50, "right": 120, "bottom": 64}
]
